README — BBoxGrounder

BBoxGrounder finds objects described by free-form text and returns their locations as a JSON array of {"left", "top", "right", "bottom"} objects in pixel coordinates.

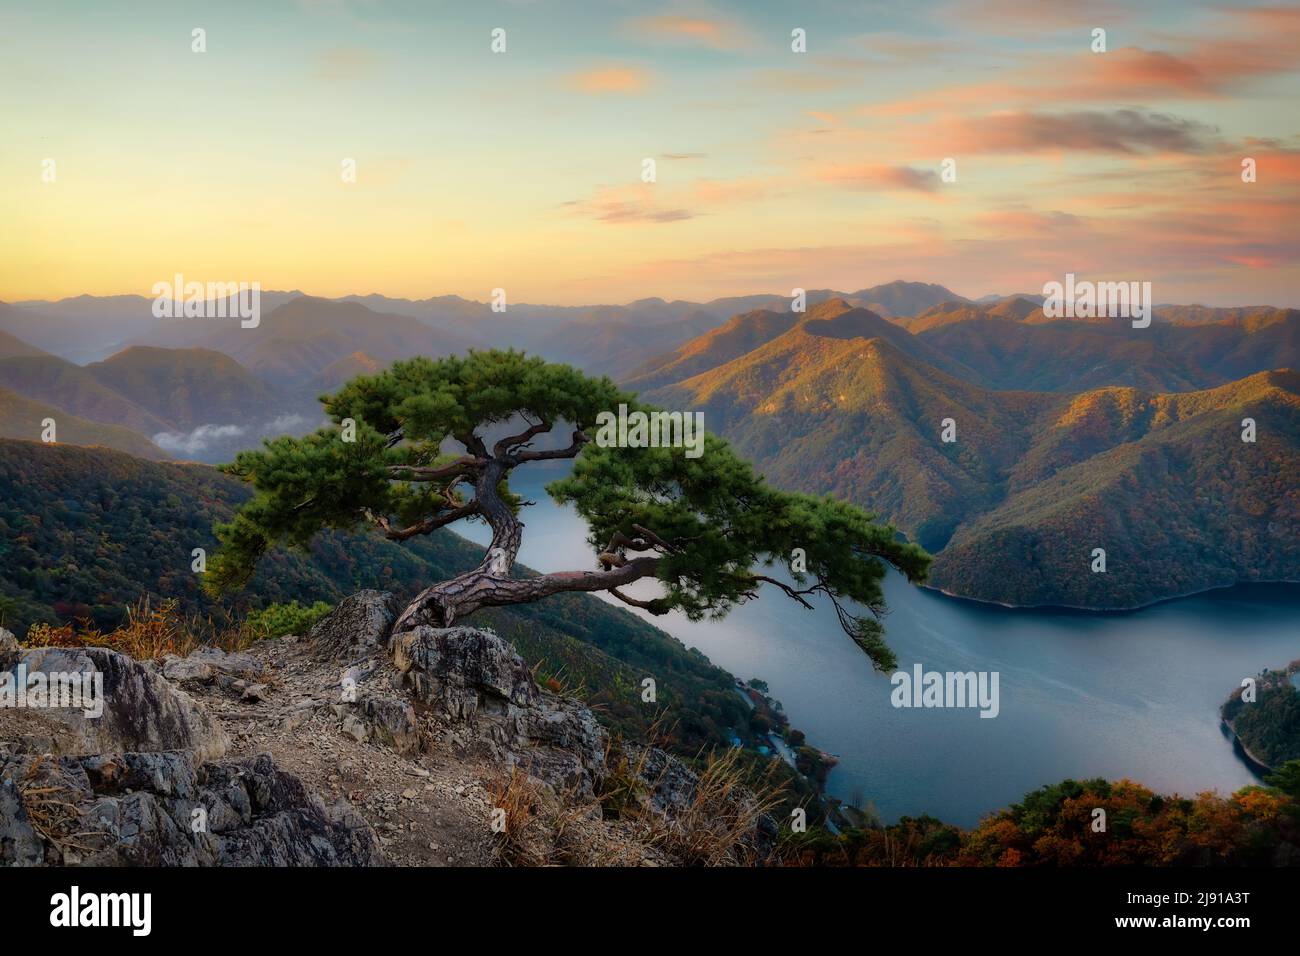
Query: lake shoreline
[
  {"left": 920, "top": 578, "right": 1300, "bottom": 615},
  {"left": 1221, "top": 719, "right": 1273, "bottom": 777}
]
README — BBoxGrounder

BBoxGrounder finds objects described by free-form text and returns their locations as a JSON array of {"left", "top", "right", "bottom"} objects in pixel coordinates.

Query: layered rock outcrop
[
  {"left": 1, "top": 594, "right": 777, "bottom": 866},
  {"left": 0, "top": 632, "right": 381, "bottom": 866}
]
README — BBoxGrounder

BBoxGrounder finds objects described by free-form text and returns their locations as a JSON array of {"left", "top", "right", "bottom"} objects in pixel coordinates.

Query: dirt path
[{"left": 185, "top": 635, "right": 498, "bottom": 866}]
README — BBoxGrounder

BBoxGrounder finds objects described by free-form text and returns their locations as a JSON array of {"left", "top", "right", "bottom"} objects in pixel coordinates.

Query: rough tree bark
[{"left": 388, "top": 424, "right": 664, "bottom": 635}]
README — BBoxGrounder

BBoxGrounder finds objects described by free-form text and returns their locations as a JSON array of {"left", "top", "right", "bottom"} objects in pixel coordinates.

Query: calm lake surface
[{"left": 463, "top": 467, "right": 1300, "bottom": 826}]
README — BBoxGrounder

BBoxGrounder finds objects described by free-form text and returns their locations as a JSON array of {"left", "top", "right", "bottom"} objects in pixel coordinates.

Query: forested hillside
[
  {"left": 1223, "top": 666, "right": 1300, "bottom": 768},
  {"left": 0, "top": 389, "right": 169, "bottom": 459},
  {"left": 85, "top": 346, "right": 284, "bottom": 430},
  {"left": 785, "top": 763, "right": 1300, "bottom": 866},
  {"left": 915, "top": 308, "right": 1300, "bottom": 392},
  {"left": 648, "top": 316, "right": 1300, "bottom": 608}
]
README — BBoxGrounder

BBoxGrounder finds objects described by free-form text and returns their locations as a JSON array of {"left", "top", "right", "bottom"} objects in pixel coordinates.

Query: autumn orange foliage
[{"left": 781, "top": 773, "right": 1300, "bottom": 867}]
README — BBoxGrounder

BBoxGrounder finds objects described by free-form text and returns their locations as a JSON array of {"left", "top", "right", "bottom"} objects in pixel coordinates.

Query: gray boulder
[
  {"left": 0, "top": 627, "right": 17, "bottom": 656},
  {"left": 0, "top": 751, "right": 382, "bottom": 866},
  {"left": 346, "top": 692, "right": 421, "bottom": 755},
  {"left": 309, "top": 590, "right": 401, "bottom": 662},
  {"left": 3, "top": 645, "right": 229, "bottom": 762},
  {"left": 160, "top": 654, "right": 216, "bottom": 685},
  {"left": 512, "top": 695, "right": 609, "bottom": 798},
  {"left": 161, "top": 646, "right": 264, "bottom": 691},
  {"left": 391, "top": 625, "right": 539, "bottom": 717},
  {"left": 630, "top": 745, "right": 702, "bottom": 815},
  {"left": 1, "top": 642, "right": 381, "bottom": 867}
]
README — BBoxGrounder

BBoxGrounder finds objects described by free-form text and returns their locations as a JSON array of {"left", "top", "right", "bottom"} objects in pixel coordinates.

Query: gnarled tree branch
[
  {"left": 493, "top": 417, "right": 552, "bottom": 456},
  {"left": 510, "top": 429, "right": 589, "bottom": 464},
  {"left": 369, "top": 500, "right": 480, "bottom": 541},
  {"left": 387, "top": 455, "right": 484, "bottom": 482}
]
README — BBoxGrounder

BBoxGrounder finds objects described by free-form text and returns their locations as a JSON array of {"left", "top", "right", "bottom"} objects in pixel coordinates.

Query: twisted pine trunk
[{"left": 391, "top": 457, "right": 659, "bottom": 634}]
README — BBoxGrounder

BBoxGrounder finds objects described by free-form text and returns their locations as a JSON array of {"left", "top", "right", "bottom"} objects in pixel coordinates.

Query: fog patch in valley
[{"left": 153, "top": 414, "right": 314, "bottom": 459}]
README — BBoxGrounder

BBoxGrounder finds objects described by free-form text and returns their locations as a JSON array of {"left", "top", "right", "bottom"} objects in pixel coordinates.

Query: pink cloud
[
  {"left": 588, "top": 171, "right": 1300, "bottom": 305},
  {"left": 869, "top": 11, "right": 1300, "bottom": 116},
  {"left": 562, "top": 185, "right": 693, "bottom": 224}
]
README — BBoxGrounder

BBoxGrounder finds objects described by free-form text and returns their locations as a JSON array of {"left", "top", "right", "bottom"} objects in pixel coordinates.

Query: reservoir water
[{"left": 462, "top": 466, "right": 1300, "bottom": 826}]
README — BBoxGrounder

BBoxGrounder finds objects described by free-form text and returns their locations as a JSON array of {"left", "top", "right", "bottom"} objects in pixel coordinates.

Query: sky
[{"left": 2, "top": 0, "right": 1298, "bottom": 306}]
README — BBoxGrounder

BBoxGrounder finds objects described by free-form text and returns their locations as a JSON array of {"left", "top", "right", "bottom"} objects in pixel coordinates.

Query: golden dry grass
[
  {"left": 485, "top": 767, "right": 554, "bottom": 866},
  {"left": 639, "top": 745, "right": 783, "bottom": 866},
  {"left": 22, "top": 597, "right": 257, "bottom": 660}
]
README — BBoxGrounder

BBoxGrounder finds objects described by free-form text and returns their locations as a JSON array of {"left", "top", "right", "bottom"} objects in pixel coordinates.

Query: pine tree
[{"left": 206, "top": 350, "right": 930, "bottom": 670}]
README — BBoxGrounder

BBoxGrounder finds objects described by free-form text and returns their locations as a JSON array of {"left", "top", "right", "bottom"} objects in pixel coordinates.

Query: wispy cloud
[
  {"left": 814, "top": 164, "right": 943, "bottom": 193},
  {"left": 562, "top": 176, "right": 775, "bottom": 225},
  {"left": 564, "top": 65, "right": 652, "bottom": 95},
  {"left": 626, "top": 12, "right": 752, "bottom": 50},
  {"left": 562, "top": 185, "right": 694, "bottom": 224},
  {"left": 604, "top": 178, "right": 1299, "bottom": 303},
  {"left": 871, "top": 10, "right": 1300, "bottom": 116},
  {"left": 266, "top": 414, "right": 309, "bottom": 434},
  {"left": 929, "top": 109, "right": 1219, "bottom": 155},
  {"left": 7, "top": 0, "right": 1297, "bottom": 307}
]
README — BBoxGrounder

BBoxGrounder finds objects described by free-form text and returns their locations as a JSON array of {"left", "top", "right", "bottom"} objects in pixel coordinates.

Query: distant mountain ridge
[
  {"left": 847, "top": 280, "right": 968, "bottom": 318},
  {"left": 0, "top": 328, "right": 49, "bottom": 360},
  {"left": 86, "top": 346, "right": 281, "bottom": 431},
  {"left": 0, "top": 353, "right": 174, "bottom": 436},
  {"left": 126, "top": 296, "right": 475, "bottom": 385},
  {"left": 10, "top": 283, "right": 1285, "bottom": 388},
  {"left": 0, "top": 337, "right": 323, "bottom": 464},
  {"left": 914, "top": 306, "right": 1300, "bottom": 393},
  {"left": 625, "top": 294, "right": 975, "bottom": 391},
  {"left": 5, "top": 281, "right": 968, "bottom": 374}
]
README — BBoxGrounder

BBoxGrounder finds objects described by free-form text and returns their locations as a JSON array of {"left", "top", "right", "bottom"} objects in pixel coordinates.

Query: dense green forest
[{"left": 1223, "top": 665, "right": 1300, "bottom": 767}]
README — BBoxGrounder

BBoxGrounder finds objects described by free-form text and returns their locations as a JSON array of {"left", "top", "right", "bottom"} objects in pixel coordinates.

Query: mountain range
[
  {"left": 3, "top": 279, "right": 968, "bottom": 371},
  {"left": 0, "top": 281, "right": 970, "bottom": 461},
  {"left": 1, "top": 280, "right": 1294, "bottom": 608},
  {"left": 642, "top": 300, "right": 1299, "bottom": 608}
]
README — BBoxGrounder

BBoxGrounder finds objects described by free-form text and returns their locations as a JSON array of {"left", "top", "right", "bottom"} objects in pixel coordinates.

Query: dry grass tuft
[
  {"left": 595, "top": 718, "right": 787, "bottom": 866},
  {"left": 488, "top": 766, "right": 641, "bottom": 867},
  {"left": 597, "top": 736, "right": 657, "bottom": 819},
  {"left": 486, "top": 767, "right": 552, "bottom": 866},
  {"left": 22, "top": 597, "right": 258, "bottom": 660},
  {"left": 641, "top": 745, "right": 783, "bottom": 866}
]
